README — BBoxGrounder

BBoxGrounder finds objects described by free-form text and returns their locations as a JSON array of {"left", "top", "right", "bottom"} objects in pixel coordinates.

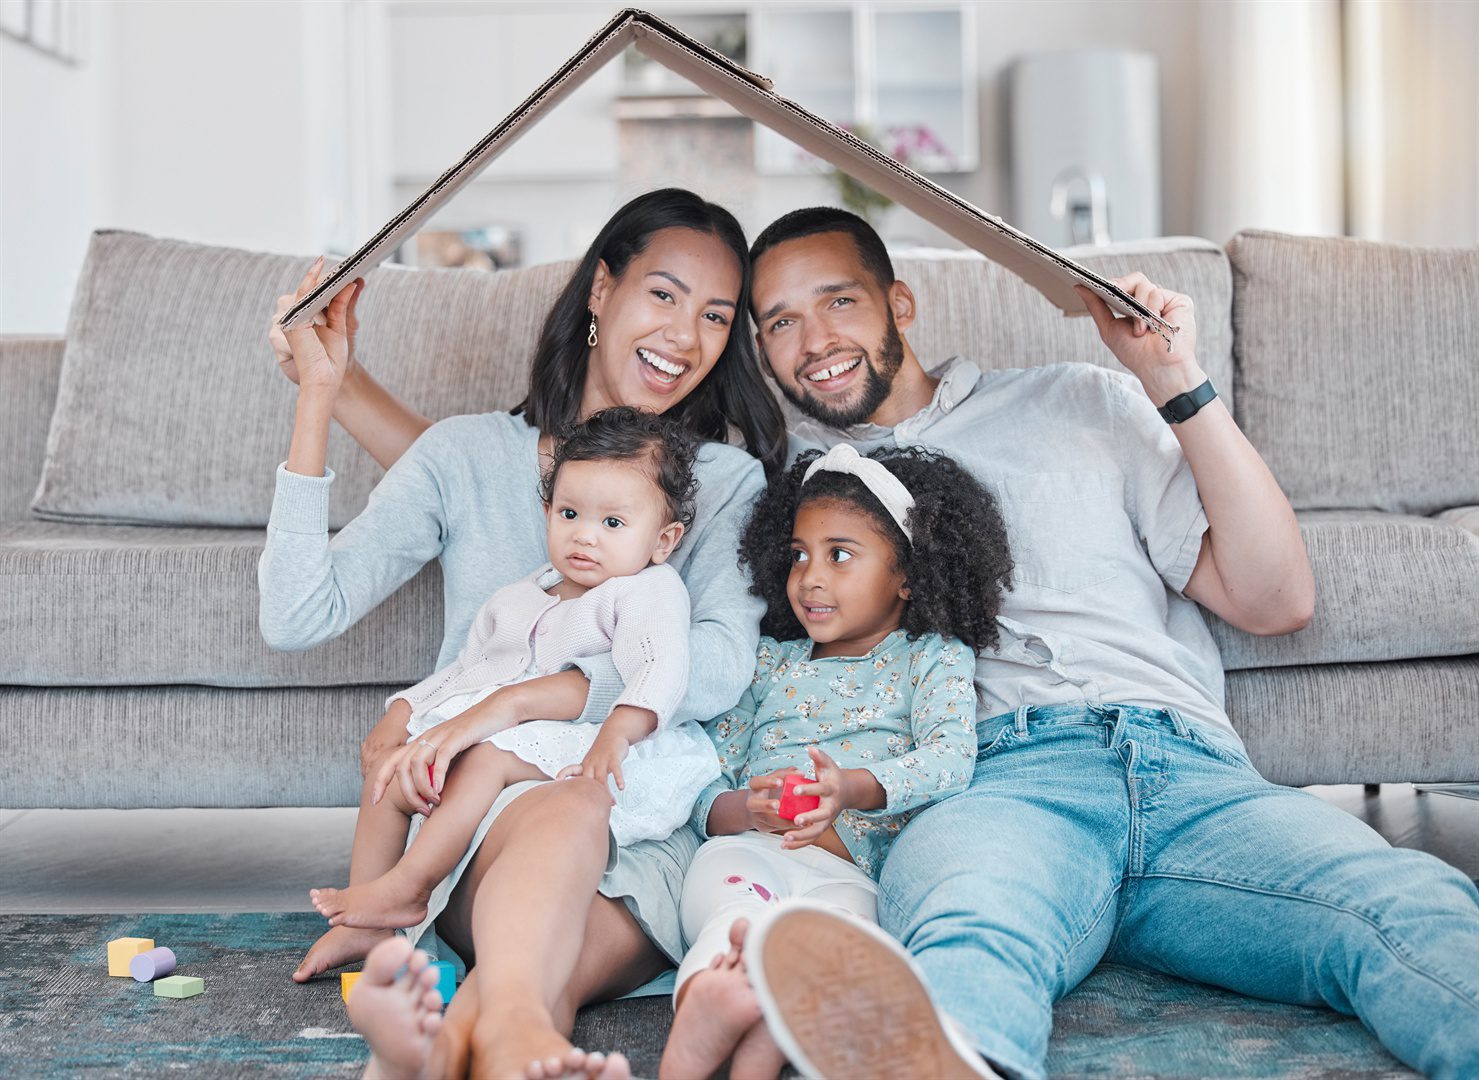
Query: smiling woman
[
  {"left": 258, "top": 188, "right": 785, "bottom": 1076},
  {"left": 520, "top": 191, "right": 786, "bottom": 476}
]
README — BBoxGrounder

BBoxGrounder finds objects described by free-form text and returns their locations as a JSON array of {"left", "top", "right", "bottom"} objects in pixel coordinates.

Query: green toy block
[{"left": 153, "top": 975, "right": 204, "bottom": 999}]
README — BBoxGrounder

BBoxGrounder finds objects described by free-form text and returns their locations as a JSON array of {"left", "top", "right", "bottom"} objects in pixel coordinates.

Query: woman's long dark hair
[{"left": 516, "top": 188, "right": 786, "bottom": 477}]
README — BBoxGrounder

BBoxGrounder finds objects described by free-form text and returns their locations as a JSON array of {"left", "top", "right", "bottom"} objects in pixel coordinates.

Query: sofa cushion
[
  {"left": 1225, "top": 657, "right": 1479, "bottom": 787},
  {"left": 0, "top": 521, "right": 439, "bottom": 687},
  {"left": 32, "top": 230, "right": 573, "bottom": 528},
  {"left": 1208, "top": 510, "right": 1479, "bottom": 670},
  {"left": 894, "top": 237, "right": 1234, "bottom": 409},
  {"left": 1227, "top": 230, "right": 1479, "bottom": 515}
]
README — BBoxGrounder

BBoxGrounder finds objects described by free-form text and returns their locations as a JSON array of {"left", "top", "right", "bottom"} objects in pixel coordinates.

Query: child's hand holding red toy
[
  {"left": 782, "top": 746, "right": 850, "bottom": 851},
  {"left": 777, "top": 772, "right": 821, "bottom": 821}
]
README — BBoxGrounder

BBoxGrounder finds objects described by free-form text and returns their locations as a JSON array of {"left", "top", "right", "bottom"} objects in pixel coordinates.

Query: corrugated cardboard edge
[{"left": 282, "top": 7, "right": 1172, "bottom": 341}]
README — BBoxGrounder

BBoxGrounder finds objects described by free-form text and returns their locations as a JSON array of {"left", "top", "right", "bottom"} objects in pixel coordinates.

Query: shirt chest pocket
[{"left": 998, "top": 469, "right": 1126, "bottom": 594}]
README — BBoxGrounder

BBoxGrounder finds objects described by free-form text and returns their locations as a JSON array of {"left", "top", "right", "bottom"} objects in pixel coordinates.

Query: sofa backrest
[
  {"left": 32, "top": 231, "right": 572, "bottom": 528},
  {"left": 1228, "top": 229, "right": 1479, "bottom": 515},
  {"left": 0, "top": 336, "right": 64, "bottom": 522},
  {"left": 896, "top": 237, "right": 1234, "bottom": 400},
  {"left": 30, "top": 229, "right": 1233, "bottom": 529}
]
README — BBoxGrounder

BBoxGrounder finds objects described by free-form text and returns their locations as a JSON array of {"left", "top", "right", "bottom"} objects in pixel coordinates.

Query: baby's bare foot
[
  {"left": 660, "top": 966, "right": 764, "bottom": 1080},
  {"left": 311, "top": 872, "right": 431, "bottom": 931},
  {"left": 293, "top": 924, "right": 392, "bottom": 983},
  {"left": 350, "top": 937, "right": 443, "bottom": 1080}
]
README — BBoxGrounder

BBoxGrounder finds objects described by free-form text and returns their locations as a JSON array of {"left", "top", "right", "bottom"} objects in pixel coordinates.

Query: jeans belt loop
[
  {"left": 1166, "top": 707, "right": 1189, "bottom": 737},
  {"left": 1108, "top": 705, "right": 1129, "bottom": 747},
  {"left": 1014, "top": 704, "right": 1030, "bottom": 736}
]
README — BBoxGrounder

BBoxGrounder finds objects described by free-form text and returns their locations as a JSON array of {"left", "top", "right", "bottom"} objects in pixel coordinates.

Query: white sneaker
[{"left": 744, "top": 900, "right": 1003, "bottom": 1079}]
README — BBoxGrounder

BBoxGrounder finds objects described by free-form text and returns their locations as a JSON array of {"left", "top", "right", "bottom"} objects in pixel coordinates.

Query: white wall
[
  {"left": 384, "top": 0, "right": 1205, "bottom": 257},
  {"left": 103, "top": 1, "right": 333, "bottom": 255},
  {"left": 1, "top": 0, "right": 360, "bottom": 334},
  {"left": 1, "top": 4, "right": 114, "bottom": 334},
  {"left": 6, "top": 0, "right": 1474, "bottom": 334}
]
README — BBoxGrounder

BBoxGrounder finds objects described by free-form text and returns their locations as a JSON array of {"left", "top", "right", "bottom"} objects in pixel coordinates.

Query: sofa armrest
[{"left": 0, "top": 336, "right": 64, "bottom": 523}]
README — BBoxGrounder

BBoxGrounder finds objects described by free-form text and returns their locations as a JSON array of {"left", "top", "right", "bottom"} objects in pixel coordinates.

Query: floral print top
[{"left": 690, "top": 630, "right": 977, "bottom": 879}]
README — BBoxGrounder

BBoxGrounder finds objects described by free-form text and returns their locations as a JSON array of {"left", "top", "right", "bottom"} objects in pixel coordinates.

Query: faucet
[{"left": 1050, "top": 167, "right": 1111, "bottom": 246}]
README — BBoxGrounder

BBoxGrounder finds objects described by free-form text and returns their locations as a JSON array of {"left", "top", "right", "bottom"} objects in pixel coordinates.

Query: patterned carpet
[{"left": 0, "top": 912, "right": 1415, "bottom": 1078}]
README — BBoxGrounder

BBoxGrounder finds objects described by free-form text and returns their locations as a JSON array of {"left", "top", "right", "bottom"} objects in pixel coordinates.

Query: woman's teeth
[
  {"left": 639, "top": 348, "right": 685, "bottom": 381},
  {"left": 806, "top": 357, "right": 862, "bottom": 382}
]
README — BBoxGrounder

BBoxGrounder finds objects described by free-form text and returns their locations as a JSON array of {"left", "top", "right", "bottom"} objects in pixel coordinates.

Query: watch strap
[{"left": 1157, "top": 379, "right": 1217, "bottom": 424}]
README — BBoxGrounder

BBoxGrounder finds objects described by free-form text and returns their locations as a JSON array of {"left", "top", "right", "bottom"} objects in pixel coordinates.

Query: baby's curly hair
[
  {"left": 539, "top": 406, "right": 700, "bottom": 529},
  {"left": 739, "top": 446, "right": 1013, "bottom": 652}
]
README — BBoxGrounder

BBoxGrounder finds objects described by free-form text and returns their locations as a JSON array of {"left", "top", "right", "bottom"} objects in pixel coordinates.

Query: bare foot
[
  {"left": 293, "top": 924, "right": 392, "bottom": 983},
  {"left": 474, "top": 1004, "right": 575, "bottom": 1079},
  {"left": 729, "top": 1019, "right": 786, "bottom": 1080},
  {"left": 663, "top": 919, "right": 786, "bottom": 1080},
  {"left": 474, "top": 1003, "right": 629, "bottom": 1080},
  {"left": 661, "top": 965, "right": 765, "bottom": 1080},
  {"left": 526, "top": 1047, "right": 632, "bottom": 1080},
  {"left": 311, "top": 870, "right": 432, "bottom": 930},
  {"left": 350, "top": 937, "right": 443, "bottom": 1080}
]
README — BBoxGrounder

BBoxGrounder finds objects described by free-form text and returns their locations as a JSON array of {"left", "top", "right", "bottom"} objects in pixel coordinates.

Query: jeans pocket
[
  {"left": 976, "top": 723, "right": 1021, "bottom": 763},
  {"left": 1186, "top": 722, "right": 1254, "bottom": 770}
]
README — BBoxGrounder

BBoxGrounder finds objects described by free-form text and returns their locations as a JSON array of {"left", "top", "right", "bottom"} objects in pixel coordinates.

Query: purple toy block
[{"left": 130, "top": 946, "right": 177, "bottom": 982}]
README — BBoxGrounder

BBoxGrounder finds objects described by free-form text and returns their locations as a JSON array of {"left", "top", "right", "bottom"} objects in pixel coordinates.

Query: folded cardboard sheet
[{"left": 281, "top": 8, "right": 1171, "bottom": 340}]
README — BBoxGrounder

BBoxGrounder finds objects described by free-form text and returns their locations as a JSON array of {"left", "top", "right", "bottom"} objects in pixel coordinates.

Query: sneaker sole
[{"left": 746, "top": 902, "right": 994, "bottom": 1080}]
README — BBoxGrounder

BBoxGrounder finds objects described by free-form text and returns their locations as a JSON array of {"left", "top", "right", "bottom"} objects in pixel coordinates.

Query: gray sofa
[{"left": 2, "top": 228, "right": 1476, "bottom": 809}]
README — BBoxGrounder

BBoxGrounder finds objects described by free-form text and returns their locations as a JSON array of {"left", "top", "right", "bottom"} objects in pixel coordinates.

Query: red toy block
[{"left": 777, "top": 772, "right": 820, "bottom": 821}]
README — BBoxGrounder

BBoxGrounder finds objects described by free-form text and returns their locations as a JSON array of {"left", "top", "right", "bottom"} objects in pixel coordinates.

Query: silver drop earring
[{"left": 587, "top": 311, "right": 598, "bottom": 348}]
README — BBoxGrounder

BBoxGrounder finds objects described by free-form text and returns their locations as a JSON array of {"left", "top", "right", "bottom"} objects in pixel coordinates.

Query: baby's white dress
[{"left": 396, "top": 561, "right": 719, "bottom": 846}]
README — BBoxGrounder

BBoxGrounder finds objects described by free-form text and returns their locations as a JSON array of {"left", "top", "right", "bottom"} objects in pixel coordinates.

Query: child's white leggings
[{"left": 675, "top": 831, "right": 879, "bottom": 999}]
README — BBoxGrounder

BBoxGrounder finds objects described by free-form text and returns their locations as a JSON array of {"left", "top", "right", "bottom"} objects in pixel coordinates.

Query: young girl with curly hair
[{"left": 659, "top": 443, "right": 1014, "bottom": 1080}]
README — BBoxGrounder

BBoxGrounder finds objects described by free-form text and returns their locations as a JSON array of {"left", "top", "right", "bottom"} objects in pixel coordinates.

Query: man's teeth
[
  {"left": 639, "top": 348, "right": 685, "bottom": 379},
  {"left": 806, "top": 357, "right": 862, "bottom": 382}
]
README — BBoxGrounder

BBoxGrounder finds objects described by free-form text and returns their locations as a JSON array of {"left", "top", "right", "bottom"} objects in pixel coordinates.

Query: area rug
[{"left": 0, "top": 912, "right": 1414, "bottom": 1078}]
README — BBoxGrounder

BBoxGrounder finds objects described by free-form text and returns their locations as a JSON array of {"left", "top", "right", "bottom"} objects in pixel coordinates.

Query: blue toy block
[{"left": 430, "top": 960, "right": 456, "bottom": 1008}]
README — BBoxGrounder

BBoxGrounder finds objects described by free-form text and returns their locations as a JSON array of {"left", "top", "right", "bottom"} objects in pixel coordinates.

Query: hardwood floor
[{"left": 0, "top": 784, "right": 1474, "bottom": 914}]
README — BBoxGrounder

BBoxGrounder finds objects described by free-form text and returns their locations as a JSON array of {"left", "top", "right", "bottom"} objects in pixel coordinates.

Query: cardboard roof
[{"left": 282, "top": 7, "right": 1173, "bottom": 341}]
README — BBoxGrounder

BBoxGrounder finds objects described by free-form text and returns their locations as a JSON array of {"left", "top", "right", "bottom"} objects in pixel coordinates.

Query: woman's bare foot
[
  {"left": 350, "top": 937, "right": 443, "bottom": 1080},
  {"left": 311, "top": 869, "right": 432, "bottom": 930},
  {"left": 293, "top": 924, "right": 393, "bottom": 983},
  {"left": 526, "top": 1047, "right": 632, "bottom": 1080},
  {"left": 473, "top": 1003, "right": 630, "bottom": 1080}
]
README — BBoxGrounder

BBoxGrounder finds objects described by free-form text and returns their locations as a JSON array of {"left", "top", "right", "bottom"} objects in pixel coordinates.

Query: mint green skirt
[{"left": 400, "top": 778, "right": 700, "bottom": 987}]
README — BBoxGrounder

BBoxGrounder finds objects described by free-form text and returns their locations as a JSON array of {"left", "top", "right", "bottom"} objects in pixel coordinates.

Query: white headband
[{"left": 802, "top": 444, "right": 915, "bottom": 543}]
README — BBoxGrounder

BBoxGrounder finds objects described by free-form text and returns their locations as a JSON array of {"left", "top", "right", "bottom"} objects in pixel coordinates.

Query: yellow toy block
[
  {"left": 341, "top": 971, "right": 362, "bottom": 1002},
  {"left": 107, "top": 937, "right": 155, "bottom": 977}
]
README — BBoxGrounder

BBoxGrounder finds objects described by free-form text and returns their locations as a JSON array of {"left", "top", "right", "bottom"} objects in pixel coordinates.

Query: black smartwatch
[{"left": 1157, "top": 379, "right": 1217, "bottom": 424}]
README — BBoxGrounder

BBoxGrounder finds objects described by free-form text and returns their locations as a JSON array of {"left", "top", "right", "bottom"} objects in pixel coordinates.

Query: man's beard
[{"left": 775, "top": 315, "right": 905, "bottom": 428}]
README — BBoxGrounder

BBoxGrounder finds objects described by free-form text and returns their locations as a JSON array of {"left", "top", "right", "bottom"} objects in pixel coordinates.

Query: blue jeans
[{"left": 878, "top": 703, "right": 1479, "bottom": 1080}]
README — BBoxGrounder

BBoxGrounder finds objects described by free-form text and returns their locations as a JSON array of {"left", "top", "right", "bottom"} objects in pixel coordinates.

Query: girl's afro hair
[{"left": 738, "top": 446, "right": 1014, "bottom": 652}]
